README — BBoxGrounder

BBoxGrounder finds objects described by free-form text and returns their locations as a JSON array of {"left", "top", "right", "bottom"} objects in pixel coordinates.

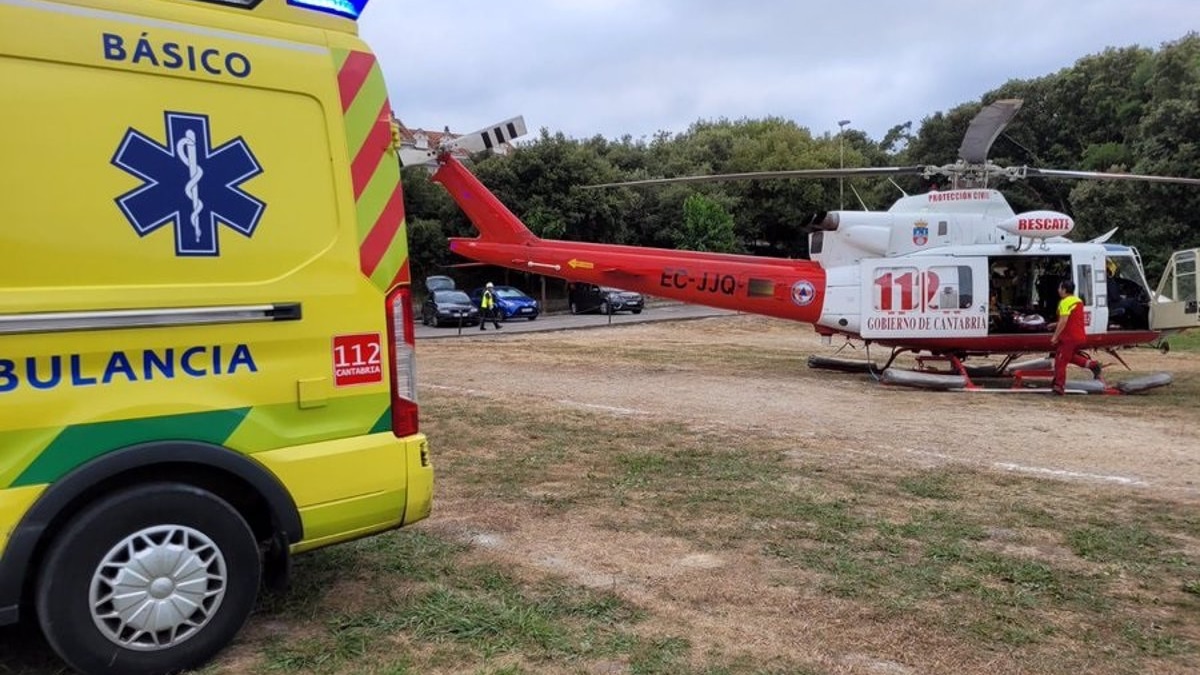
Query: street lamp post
[{"left": 837, "top": 119, "right": 851, "bottom": 209}]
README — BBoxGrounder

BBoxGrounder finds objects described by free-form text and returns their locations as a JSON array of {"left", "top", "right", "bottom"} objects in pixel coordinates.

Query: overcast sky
[{"left": 358, "top": 1, "right": 1198, "bottom": 144}]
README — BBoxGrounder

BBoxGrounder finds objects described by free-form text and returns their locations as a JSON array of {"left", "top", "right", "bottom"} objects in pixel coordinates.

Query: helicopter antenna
[
  {"left": 850, "top": 183, "right": 869, "bottom": 211},
  {"left": 1000, "top": 131, "right": 1040, "bottom": 164},
  {"left": 887, "top": 176, "right": 909, "bottom": 198}
]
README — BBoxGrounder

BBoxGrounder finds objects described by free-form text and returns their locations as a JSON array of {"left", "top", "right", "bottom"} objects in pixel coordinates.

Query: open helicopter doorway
[
  {"left": 986, "top": 255, "right": 1073, "bottom": 335},
  {"left": 988, "top": 251, "right": 1157, "bottom": 335}
]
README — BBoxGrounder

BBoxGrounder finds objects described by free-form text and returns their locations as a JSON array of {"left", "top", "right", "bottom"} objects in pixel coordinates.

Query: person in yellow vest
[
  {"left": 479, "top": 281, "right": 502, "bottom": 330},
  {"left": 1050, "top": 279, "right": 1102, "bottom": 394}
]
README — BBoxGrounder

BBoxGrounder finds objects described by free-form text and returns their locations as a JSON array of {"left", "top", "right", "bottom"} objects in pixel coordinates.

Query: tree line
[{"left": 402, "top": 33, "right": 1200, "bottom": 289}]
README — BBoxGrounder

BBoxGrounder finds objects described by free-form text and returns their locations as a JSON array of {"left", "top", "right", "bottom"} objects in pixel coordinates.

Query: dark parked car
[
  {"left": 469, "top": 285, "right": 540, "bottom": 321},
  {"left": 568, "top": 282, "right": 644, "bottom": 315},
  {"left": 422, "top": 289, "right": 480, "bottom": 327}
]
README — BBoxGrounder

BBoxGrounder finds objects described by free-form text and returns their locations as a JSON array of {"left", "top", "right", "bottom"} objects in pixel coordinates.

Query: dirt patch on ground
[
  {"left": 424, "top": 313, "right": 1200, "bottom": 499},
  {"left": 429, "top": 502, "right": 977, "bottom": 674}
]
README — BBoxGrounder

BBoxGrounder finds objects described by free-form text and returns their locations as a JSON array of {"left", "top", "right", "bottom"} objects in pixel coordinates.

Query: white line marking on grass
[
  {"left": 426, "top": 384, "right": 489, "bottom": 395},
  {"left": 555, "top": 400, "right": 650, "bottom": 416},
  {"left": 993, "top": 462, "right": 1148, "bottom": 486},
  {"left": 427, "top": 385, "right": 650, "bottom": 416}
]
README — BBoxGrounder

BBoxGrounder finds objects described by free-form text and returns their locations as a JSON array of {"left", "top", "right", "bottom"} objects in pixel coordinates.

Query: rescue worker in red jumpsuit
[{"left": 1050, "top": 279, "right": 1102, "bottom": 394}]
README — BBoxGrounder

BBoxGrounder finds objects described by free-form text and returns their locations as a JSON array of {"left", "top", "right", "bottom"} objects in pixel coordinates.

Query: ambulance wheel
[{"left": 36, "top": 482, "right": 261, "bottom": 675}]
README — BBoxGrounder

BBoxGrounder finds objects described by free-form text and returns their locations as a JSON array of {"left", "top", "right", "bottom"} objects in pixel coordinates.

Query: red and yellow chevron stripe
[{"left": 334, "top": 49, "right": 410, "bottom": 291}]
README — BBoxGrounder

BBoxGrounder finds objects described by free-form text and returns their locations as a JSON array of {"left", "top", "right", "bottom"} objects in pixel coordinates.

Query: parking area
[{"left": 413, "top": 300, "right": 736, "bottom": 340}]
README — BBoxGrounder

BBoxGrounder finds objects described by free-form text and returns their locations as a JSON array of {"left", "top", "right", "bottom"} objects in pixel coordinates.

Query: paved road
[{"left": 414, "top": 302, "right": 736, "bottom": 340}]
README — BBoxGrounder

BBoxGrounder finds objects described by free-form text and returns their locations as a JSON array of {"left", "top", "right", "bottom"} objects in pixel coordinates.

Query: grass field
[
  {"left": 222, "top": 396, "right": 1200, "bottom": 673},
  {"left": 1167, "top": 329, "right": 1200, "bottom": 353},
  {"left": 10, "top": 400, "right": 1197, "bottom": 674}
]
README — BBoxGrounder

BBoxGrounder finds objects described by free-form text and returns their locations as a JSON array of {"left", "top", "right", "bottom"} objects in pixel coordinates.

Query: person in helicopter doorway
[
  {"left": 1050, "top": 280, "right": 1102, "bottom": 395},
  {"left": 479, "top": 281, "right": 502, "bottom": 331}
]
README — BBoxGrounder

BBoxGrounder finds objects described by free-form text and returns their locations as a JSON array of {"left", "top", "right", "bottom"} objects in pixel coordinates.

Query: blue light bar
[{"left": 287, "top": 0, "right": 368, "bottom": 19}]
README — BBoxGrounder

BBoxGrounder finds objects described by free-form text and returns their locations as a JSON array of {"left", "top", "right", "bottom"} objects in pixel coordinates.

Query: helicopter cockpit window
[
  {"left": 1177, "top": 251, "right": 1197, "bottom": 303},
  {"left": 1106, "top": 254, "right": 1154, "bottom": 330},
  {"left": 1160, "top": 265, "right": 1177, "bottom": 302}
]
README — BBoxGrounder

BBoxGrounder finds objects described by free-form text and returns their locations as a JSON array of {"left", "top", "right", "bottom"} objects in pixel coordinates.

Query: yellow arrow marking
[{"left": 568, "top": 259, "right": 594, "bottom": 270}]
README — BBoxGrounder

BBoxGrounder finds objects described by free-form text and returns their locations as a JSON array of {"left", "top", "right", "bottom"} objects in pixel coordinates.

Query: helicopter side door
[
  {"left": 1150, "top": 248, "right": 1200, "bottom": 331},
  {"left": 860, "top": 257, "right": 989, "bottom": 340},
  {"left": 1074, "top": 249, "right": 1107, "bottom": 335}
]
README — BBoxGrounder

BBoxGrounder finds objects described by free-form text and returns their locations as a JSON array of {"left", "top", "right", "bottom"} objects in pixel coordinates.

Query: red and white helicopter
[{"left": 401, "top": 101, "right": 1200, "bottom": 394}]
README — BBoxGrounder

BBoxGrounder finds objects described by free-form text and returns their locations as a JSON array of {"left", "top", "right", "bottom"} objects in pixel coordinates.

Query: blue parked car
[{"left": 469, "top": 285, "right": 540, "bottom": 321}]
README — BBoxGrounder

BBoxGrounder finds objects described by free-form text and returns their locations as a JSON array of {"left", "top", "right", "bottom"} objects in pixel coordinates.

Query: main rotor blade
[
  {"left": 1025, "top": 167, "right": 1200, "bottom": 186},
  {"left": 959, "top": 98, "right": 1023, "bottom": 164},
  {"left": 583, "top": 166, "right": 927, "bottom": 189}
]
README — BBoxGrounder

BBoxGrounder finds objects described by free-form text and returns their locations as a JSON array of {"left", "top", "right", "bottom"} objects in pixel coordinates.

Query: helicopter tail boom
[
  {"left": 431, "top": 154, "right": 540, "bottom": 246},
  {"left": 432, "top": 154, "right": 828, "bottom": 324}
]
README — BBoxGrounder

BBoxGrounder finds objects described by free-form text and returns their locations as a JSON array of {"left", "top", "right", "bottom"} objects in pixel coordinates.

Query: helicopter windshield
[
  {"left": 1106, "top": 255, "right": 1149, "bottom": 291},
  {"left": 1105, "top": 253, "right": 1153, "bottom": 330}
]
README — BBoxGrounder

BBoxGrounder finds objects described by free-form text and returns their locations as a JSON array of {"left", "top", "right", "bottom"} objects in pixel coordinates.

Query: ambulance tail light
[{"left": 385, "top": 287, "right": 419, "bottom": 437}]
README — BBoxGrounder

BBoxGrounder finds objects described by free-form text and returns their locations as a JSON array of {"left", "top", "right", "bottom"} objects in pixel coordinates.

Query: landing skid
[
  {"left": 807, "top": 355, "right": 882, "bottom": 373},
  {"left": 808, "top": 346, "right": 1172, "bottom": 395}
]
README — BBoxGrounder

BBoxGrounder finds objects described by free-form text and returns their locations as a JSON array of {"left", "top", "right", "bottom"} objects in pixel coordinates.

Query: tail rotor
[{"left": 398, "top": 115, "right": 528, "bottom": 168}]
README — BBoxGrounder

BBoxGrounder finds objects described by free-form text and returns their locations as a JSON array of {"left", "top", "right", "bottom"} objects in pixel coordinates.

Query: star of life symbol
[{"left": 112, "top": 112, "right": 264, "bottom": 256}]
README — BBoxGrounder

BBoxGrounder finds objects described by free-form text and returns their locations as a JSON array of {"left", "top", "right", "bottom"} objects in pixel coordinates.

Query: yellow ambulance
[{"left": 0, "top": 1, "right": 432, "bottom": 672}]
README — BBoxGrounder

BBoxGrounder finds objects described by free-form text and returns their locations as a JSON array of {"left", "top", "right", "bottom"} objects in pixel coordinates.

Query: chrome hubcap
[{"left": 90, "top": 525, "right": 227, "bottom": 651}]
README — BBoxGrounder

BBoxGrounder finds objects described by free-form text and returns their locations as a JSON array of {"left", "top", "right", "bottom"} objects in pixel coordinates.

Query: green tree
[
  {"left": 401, "top": 165, "right": 457, "bottom": 225},
  {"left": 1063, "top": 35, "right": 1200, "bottom": 280},
  {"left": 404, "top": 30, "right": 1200, "bottom": 284},
  {"left": 673, "top": 193, "right": 739, "bottom": 253},
  {"left": 406, "top": 217, "right": 450, "bottom": 292},
  {"left": 469, "top": 130, "right": 641, "bottom": 245}
]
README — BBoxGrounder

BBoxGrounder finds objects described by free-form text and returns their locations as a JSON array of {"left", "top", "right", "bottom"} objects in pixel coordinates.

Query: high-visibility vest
[
  {"left": 1058, "top": 295, "right": 1086, "bottom": 341},
  {"left": 481, "top": 290, "right": 495, "bottom": 309}
]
